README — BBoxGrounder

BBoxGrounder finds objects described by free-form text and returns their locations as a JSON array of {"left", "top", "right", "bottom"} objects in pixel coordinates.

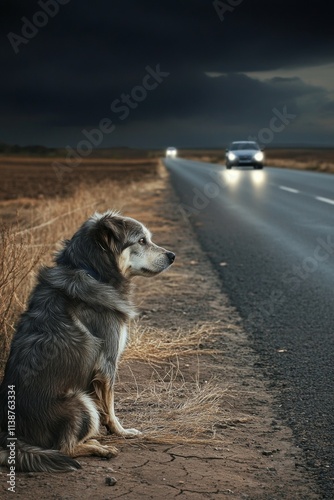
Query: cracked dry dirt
[{"left": 1, "top": 163, "right": 320, "bottom": 499}]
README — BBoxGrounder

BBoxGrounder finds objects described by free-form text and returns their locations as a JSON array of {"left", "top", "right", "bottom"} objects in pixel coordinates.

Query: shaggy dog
[{"left": 0, "top": 211, "right": 175, "bottom": 472}]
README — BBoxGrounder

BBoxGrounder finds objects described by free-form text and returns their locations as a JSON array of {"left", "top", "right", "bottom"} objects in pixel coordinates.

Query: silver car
[{"left": 225, "top": 141, "right": 264, "bottom": 169}]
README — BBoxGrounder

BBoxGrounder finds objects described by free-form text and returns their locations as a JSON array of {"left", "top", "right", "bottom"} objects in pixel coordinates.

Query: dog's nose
[{"left": 166, "top": 252, "right": 175, "bottom": 264}]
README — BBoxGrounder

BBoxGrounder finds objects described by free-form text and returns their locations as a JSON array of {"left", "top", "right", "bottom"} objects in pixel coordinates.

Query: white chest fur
[{"left": 118, "top": 324, "right": 128, "bottom": 359}]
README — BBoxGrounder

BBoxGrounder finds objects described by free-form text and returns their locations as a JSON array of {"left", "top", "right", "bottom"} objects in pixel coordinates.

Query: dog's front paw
[
  {"left": 105, "top": 418, "right": 142, "bottom": 437},
  {"left": 120, "top": 428, "right": 142, "bottom": 438}
]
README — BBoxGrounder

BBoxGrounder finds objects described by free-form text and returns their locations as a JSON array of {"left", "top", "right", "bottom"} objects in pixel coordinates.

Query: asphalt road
[{"left": 164, "top": 157, "right": 334, "bottom": 499}]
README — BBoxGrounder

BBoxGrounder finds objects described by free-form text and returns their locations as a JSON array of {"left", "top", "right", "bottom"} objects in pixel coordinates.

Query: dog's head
[{"left": 57, "top": 211, "right": 175, "bottom": 282}]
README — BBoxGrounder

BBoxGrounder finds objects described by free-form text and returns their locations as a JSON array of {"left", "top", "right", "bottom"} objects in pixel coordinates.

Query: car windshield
[{"left": 230, "top": 142, "right": 260, "bottom": 151}]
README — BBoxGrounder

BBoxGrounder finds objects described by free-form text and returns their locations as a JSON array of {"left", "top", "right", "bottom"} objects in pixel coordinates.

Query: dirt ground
[{"left": 0, "top": 159, "right": 321, "bottom": 499}]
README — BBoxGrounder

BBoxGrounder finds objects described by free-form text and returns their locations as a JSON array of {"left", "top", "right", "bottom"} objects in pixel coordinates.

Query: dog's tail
[{"left": 0, "top": 432, "right": 81, "bottom": 472}]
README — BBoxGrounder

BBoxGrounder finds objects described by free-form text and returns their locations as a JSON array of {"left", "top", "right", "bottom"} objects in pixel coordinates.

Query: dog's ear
[{"left": 95, "top": 215, "right": 125, "bottom": 253}]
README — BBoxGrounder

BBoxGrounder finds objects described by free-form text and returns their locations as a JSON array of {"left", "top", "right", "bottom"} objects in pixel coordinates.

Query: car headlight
[
  {"left": 166, "top": 148, "right": 177, "bottom": 157},
  {"left": 227, "top": 152, "right": 236, "bottom": 161},
  {"left": 254, "top": 151, "right": 264, "bottom": 162}
]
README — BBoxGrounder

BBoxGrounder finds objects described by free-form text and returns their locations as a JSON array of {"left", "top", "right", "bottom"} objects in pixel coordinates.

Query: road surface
[{"left": 164, "top": 157, "right": 334, "bottom": 499}]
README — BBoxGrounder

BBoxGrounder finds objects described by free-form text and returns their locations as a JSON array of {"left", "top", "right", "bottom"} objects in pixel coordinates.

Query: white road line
[
  {"left": 316, "top": 196, "right": 334, "bottom": 206},
  {"left": 279, "top": 185, "right": 300, "bottom": 193}
]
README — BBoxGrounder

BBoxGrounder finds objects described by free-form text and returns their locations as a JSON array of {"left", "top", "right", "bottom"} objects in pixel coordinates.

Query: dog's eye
[{"left": 138, "top": 238, "right": 147, "bottom": 245}]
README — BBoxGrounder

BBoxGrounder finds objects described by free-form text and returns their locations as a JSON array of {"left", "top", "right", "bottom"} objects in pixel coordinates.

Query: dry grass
[
  {"left": 118, "top": 378, "right": 231, "bottom": 445},
  {"left": 112, "top": 322, "right": 244, "bottom": 445},
  {"left": 124, "top": 323, "right": 219, "bottom": 364},
  {"left": 0, "top": 222, "right": 46, "bottom": 361}
]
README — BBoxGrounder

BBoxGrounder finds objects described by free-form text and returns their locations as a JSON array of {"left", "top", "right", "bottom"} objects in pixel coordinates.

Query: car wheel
[{"left": 226, "top": 165, "right": 232, "bottom": 169}]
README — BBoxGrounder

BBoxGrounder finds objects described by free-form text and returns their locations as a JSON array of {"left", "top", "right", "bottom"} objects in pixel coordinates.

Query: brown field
[
  {"left": 259, "top": 148, "right": 334, "bottom": 172},
  {"left": 0, "top": 156, "right": 320, "bottom": 498},
  {"left": 0, "top": 156, "right": 157, "bottom": 202}
]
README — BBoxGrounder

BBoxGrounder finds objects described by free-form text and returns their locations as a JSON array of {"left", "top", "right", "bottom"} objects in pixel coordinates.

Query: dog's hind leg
[
  {"left": 65, "top": 440, "right": 118, "bottom": 459},
  {"left": 58, "top": 391, "right": 118, "bottom": 459}
]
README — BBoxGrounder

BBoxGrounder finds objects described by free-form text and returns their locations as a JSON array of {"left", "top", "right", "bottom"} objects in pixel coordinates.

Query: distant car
[
  {"left": 225, "top": 141, "right": 264, "bottom": 169},
  {"left": 166, "top": 147, "right": 177, "bottom": 158}
]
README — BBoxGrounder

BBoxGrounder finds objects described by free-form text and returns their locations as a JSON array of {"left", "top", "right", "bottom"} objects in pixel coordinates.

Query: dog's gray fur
[{"left": 0, "top": 211, "right": 175, "bottom": 472}]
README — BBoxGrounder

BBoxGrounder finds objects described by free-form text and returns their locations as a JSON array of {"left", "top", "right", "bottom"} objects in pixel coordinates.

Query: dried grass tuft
[
  {"left": 116, "top": 380, "right": 228, "bottom": 443},
  {"left": 109, "top": 366, "right": 249, "bottom": 446},
  {"left": 0, "top": 221, "right": 47, "bottom": 365},
  {"left": 114, "top": 322, "right": 244, "bottom": 445},
  {"left": 136, "top": 378, "right": 229, "bottom": 444},
  {"left": 124, "top": 322, "right": 219, "bottom": 364}
]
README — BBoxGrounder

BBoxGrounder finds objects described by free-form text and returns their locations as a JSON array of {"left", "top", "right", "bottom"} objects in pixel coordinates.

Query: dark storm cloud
[{"left": 1, "top": 0, "right": 334, "bottom": 146}]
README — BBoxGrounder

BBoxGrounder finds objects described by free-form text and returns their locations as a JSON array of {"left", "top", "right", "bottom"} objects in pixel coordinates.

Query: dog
[{"left": 0, "top": 211, "right": 175, "bottom": 472}]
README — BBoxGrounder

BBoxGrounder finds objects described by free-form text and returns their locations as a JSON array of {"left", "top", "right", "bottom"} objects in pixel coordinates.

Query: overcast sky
[{"left": 1, "top": 0, "right": 334, "bottom": 148}]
